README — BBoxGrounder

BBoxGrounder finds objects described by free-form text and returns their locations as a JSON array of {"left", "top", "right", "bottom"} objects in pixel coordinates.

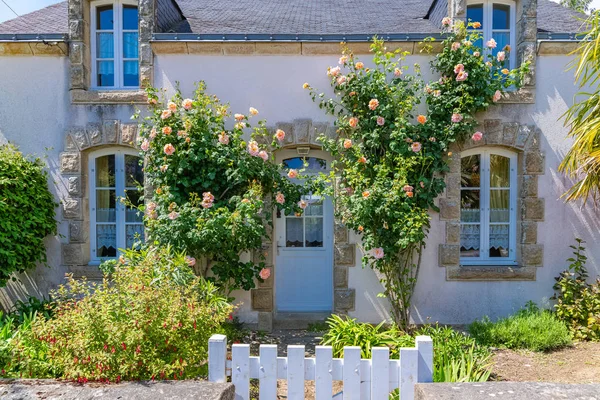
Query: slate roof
[{"left": 0, "top": 0, "right": 587, "bottom": 36}]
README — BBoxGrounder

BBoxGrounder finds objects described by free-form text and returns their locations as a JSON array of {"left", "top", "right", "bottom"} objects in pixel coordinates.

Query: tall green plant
[
  {"left": 308, "top": 20, "right": 529, "bottom": 329},
  {"left": 560, "top": 11, "right": 600, "bottom": 203},
  {"left": 0, "top": 144, "right": 57, "bottom": 285}
]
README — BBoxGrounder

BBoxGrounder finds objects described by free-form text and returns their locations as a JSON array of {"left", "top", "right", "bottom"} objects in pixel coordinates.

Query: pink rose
[
  {"left": 168, "top": 102, "right": 177, "bottom": 112},
  {"left": 349, "top": 117, "right": 359, "bottom": 128},
  {"left": 141, "top": 139, "right": 150, "bottom": 151},
  {"left": 298, "top": 200, "right": 308, "bottom": 209},
  {"left": 259, "top": 268, "right": 271, "bottom": 280},
  {"left": 433, "top": 90, "right": 441, "bottom": 97},
  {"left": 146, "top": 202, "right": 156, "bottom": 211},
  {"left": 394, "top": 68, "right": 402, "bottom": 77},
  {"left": 161, "top": 110, "right": 172, "bottom": 120},
  {"left": 258, "top": 150, "right": 269, "bottom": 161},
  {"left": 442, "top": 17, "right": 452, "bottom": 26},
  {"left": 160, "top": 164, "right": 168, "bottom": 172},
  {"left": 472, "top": 131, "right": 483, "bottom": 141},
  {"left": 287, "top": 169, "right": 298, "bottom": 179},
  {"left": 377, "top": 116, "right": 385, "bottom": 126},
  {"left": 150, "top": 128, "right": 157, "bottom": 139},
  {"left": 343, "top": 139, "right": 353, "bottom": 149},
  {"left": 328, "top": 66, "right": 341, "bottom": 77},
  {"left": 451, "top": 113, "right": 463, "bottom": 123},
  {"left": 486, "top": 38, "right": 497, "bottom": 49},
  {"left": 337, "top": 76, "right": 347, "bottom": 85},
  {"left": 275, "top": 192, "right": 285, "bottom": 205},
  {"left": 451, "top": 42, "right": 460, "bottom": 51},
  {"left": 147, "top": 210, "right": 157, "bottom": 219},
  {"left": 371, "top": 248, "right": 384, "bottom": 259},
  {"left": 339, "top": 55, "right": 348, "bottom": 65},
  {"left": 247, "top": 140, "right": 259, "bottom": 156},
  {"left": 163, "top": 143, "right": 175, "bottom": 155},
  {"left": 473, "top": 51, "right": 480, "bottom": 57},
  {"left": 453, "top": 64, "right": 464, "bottom": 74},
  {"left": 182, "top": 98, "right": 193, "bottom": 110},
  {"left": 456, "top": 71, "right": 469, "bottom": 81},
  {"left": 168, "top": 211, "right": 179, "bottom": 220},
  {"left": 403, "top": 184, "right": 413, "bottom": 192},
  {"left": 493, "top": 90, "right": 502, "bottom": 102},
  {"left": 185, "top": 256, "right": 196, "bottom": 267},
  {"left": 234, "top": 113, "right": 245, "bottom": 121},
  {"left": 497, "top": 51, "right": 506, "bottom": 62},
  {"left": 411, "top": 142, "right": 422, "bottom": 152},
  {"left": 218, "top": 131, "right": 229, "bottom": 145},
  {"left": 275, "top": 129, "right": 286, "bottom": 142}
]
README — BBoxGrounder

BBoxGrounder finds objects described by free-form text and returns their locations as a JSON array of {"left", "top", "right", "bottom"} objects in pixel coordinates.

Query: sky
[{"left": 1, "top": 0, "right": 600, "bottom": 24}]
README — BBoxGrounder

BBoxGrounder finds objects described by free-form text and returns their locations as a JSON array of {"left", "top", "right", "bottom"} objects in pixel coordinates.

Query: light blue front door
[{"left": 275, "top": 194, "right": 334, "bottom": 312}]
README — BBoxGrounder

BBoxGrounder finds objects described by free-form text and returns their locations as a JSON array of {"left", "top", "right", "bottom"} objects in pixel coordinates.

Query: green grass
[{"left": 468, "top": 303, "right": 572, "bottom": 352}]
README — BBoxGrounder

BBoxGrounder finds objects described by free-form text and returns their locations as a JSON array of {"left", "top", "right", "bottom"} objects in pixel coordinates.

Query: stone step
[{"left": 273, "top": 312, "right": 331, "bottom": 330}]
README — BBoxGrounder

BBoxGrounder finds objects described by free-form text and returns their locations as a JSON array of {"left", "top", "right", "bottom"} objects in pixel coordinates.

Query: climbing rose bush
[
  {"left": 135, "top": 83, "right": 312, "bottom": 294},
  {"left": 16, "top": 246, "right": 232, "bottom": 382},
  {"left": 308, "top": 20, "right": 529, "bottom": 329}
]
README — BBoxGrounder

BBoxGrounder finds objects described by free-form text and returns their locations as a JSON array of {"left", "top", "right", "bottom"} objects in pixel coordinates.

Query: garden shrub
[
  {"left": 321, "top": 315, "right": 492, "bottom": 382},
  {"left": 552, "top": 239, "right": 600, "bottom": 341},
  {"left": 13, "top": 246, "right": 232, "bottom": 382},
  {"left": 0, "top": 144, "right": 57, "bottom": 286},
  {"left": 468, "top": 302, "right": 572, "bottom": 352}
]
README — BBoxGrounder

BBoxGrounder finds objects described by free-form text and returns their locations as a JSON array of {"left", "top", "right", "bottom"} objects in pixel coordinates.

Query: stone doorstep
[
  {"left": 415, "top": 382, "right": 600, "bottom": 400},
  {"left": 0, "top": 380, "right": 234, "bottom": 400},
  {"left": 273, "top": 312, "right": 332, "bottom": 330}
]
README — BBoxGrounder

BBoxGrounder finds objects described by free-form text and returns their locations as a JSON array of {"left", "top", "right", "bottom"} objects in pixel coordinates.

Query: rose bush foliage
[
  {"left": 308, "top": 20, "right": 529, "bottom": 328},
  {"left": 135, "top": 84, "right": 313, "bottom": 294}
]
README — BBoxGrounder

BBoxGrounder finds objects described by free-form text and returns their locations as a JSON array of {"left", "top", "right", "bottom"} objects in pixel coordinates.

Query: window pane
[
  {"left": 490, "top": 224, "right": 510, "bottom": 257},
  {"left": 96, "top": 5, "right": 113, "bottom": 30},
  {"left": 97, "top": 224, "right": 116, "bottom": 257},
  {"left": 123, "top": 32, "right": 138, "bottom": 58},
  {"left": 123, "top": 5, "right": 138, "bottom": 30},
  {"left": 96, "top": 155, "right": 115, "bottom": 187},
  {"left": 490, "top": 190, "right": 510, "bottom": 222},
  {"left": 125, "top": 190, "right": 143, "bottom": 223},
  {"left": 96, "top": 190, "right": 116, "bottom": 222},
  {"left": 461, "top": 190, "right": 480, "bottom": 222},
  {"left": 123, "top": 61, "right": 139, "bottom": 87},
  {"left": 283, "top": 157, "right": 327, "bottom": 172},
  {"left": 467, "top": 4, "right": 484, "bottom": 28},
  {"left": 304, "top": 197, "right": 323, "bottom": 216},
  {"left": 126, "top": 224, "right": 144, "bottom": 249},
  {"left": 286, "top": 218, "right": 303, "bottom": 247},
  {"left": 125, "top": 155, "right": 143, "bottom": 187},
  {"left": 461, "top": 155, "right": 480, "bottom": 188},
  {"left": 490, "top": 155, "right": 510, "bottom": 187},
  {"left": 493, "top": 4, "right": 510, "bottom": 29},
  {"left": 97, "top": 61, "right": 115, "bottom": 87},
  {"left": 461, "top": 224, "right": 480, "bottom": 258},
  {"left": 305, "top": 217, "right": 323, "bottom": 247},
  {"left": 97, "top": 32, "right": 114, "bottom": 58}
]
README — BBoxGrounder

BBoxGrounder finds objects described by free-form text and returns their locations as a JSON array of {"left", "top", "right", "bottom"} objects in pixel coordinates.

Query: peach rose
[
  {"left": 343, "top": 139, "right": 353, "bottom": 149},
  {"left": 234, "top": 113, "right": 245, "bottom": 121},
  {"left": 472, "top": 21, "right": 481, "bottom": 29},
  {"left": 411, "top": 142, "right": 422, "bottom": 152},
  {"left": 473, "top": 51, "right": 480, "bottom": 57},
  {"left": 259, "top": 268, "right": 271, "bottom": 280},
  {"left": 287, "top": 169, "right": 298, "bottom": 179},
  {"left": 258, "top": 150, "right": 269, "bottom": 161},
  {"left": 417, "top": 115, "right": 427, "bottom": 124},
  {"left": 349, "top": 117, "right": 359, "bottom": 128},
  {"left": 275, "top": 129, "right": 286, "bottom": 142},
  {"left": 486, "top": 38, "right": 497, "bottom": 49},
  {"left": 328, "top": 66, "right": 341, "bottom": 77},
  {"left": 182, "top": 98, "right": 193, "bottom": 110},
  {"left": 355, "top": 62, "right": 364, "bottom": 69},
  {"left": 442, "top": 17, "right": 452, "bottom": 26},
  {"left": 160, "top": 164, "right": 168, "bottom": 173},
  {"left": 501, "top": 68, "right": 509, "bottom": 75},
  {"left": 497, "top": 51, "right": 506, "bottom": 62},
  {"left": 453, "top": 64, "right": 464, "bottom": 74},
  {"left": 339, "top": 55, "right": 348, "bottom": 65},
  {"left": 141, "top": 139, "right": 150, "bottom": 151},
  {"left": 456, "top": 71, "right": 469, "bottom": 81},
  {"left": 161, "top": 110, "right": 172, "bottom": 120},
  {"left": 168, "top": 102, "right": 177, "bottom": 112},
  {"left": 394, "top": 68, "right": 402, "bottom": 77},
  {"left": 451, "top": 42, "right": 460, "bottom": 51},
  {"left": 218, "top": 131, "right": 229, "bottom": 145},
  {"left": 247, "top": 140, "right": 259, "bottom": 156},
  {"left": 403, "top": 184, "right": 414, "bottom": 192},
  {"left": 451, "top": 113, "right": 463, "bottom": 123},
  {"left": 493, "top": 90, "right": 502, "bottom": 102},
  {"left": 163, "top": 143, "right": 175, "bottom": 155},
  {"left": 275, "top": 192, "right": 285, "bottom": 205},
  {"left": 150, "top": 128, "right": 157, "bottom": 139},
  {"left": 298, "top": 200, "right": 308, "bottom": 209},
  {"left": 303, "top": 82, "right": 310, "bottom": 89},
  {"left": 358, "top": 156, "right": 367, "bottom": 164},
  {"left": 368, "top": 98, "right": 379, "bottom": 110},
  {"left": 337, "top": 76, "right": 347, "bottom": 85},
  {"left": 162, "top": 126, "right": 172, "bottom": 135},
  {"left": 168, "top": 211, "right": 179, "bottom": 220},
  {"left": 249, "top": 107, "right": 259, "bottom": 116},
  {"left": 362, "top": 190, "right": 370, "bottom": 199},
  {"left": 406, "top": 191, "right": 414, "bottom": 198}
]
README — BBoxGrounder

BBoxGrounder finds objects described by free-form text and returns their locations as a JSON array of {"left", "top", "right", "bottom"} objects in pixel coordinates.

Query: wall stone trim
[
  {"left": 68, "top": 0, "right": 155, "bottom": 103},
  {"left": 59, "top": 120, "right": 140, "bottom": 279},
  {"left": 438, "top": 119, "right": 545, "bottom": 281}
]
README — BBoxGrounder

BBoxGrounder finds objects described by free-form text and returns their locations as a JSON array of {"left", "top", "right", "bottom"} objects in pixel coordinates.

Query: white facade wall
[{"left": 1, "top": 50, "right": 598, "bottom": 324}]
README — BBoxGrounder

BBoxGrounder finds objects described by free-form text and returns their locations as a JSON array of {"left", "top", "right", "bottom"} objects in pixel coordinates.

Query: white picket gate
[{"left": 208, "top": 334, "right": 433, "bottom": 400}]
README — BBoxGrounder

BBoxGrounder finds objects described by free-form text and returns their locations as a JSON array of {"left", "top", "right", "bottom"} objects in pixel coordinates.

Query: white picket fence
[{"left": 208, "top": 334, "right": 433, "bottom": 400}]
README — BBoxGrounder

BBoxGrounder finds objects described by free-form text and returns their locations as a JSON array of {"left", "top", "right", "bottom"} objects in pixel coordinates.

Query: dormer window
[
  {"left": 91, "top": 1, "right": 139, "bottom": 89},
  {"left": 467, "top": 0, "right": 516, "bottom": 69}
]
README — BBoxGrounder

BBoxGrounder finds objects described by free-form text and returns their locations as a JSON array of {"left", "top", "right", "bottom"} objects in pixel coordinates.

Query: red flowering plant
[
  {"left": 14, "top": 246, "right": 232, "bottom": 382},
  {"left": 134, "top": 83, "right": 314, "bottom": 295},
  {"left": 308, "top": 20, "right": 529, "bottom": 330}
]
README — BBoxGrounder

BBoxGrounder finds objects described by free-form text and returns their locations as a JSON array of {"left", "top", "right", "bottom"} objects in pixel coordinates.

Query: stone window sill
[
  {"left": 71, "top": 89, "right": 147, "bottom": 105},
  {"left": 446, "top": 265, "right": 536, "bottom": 281},
  {"left": 497, "top": 87, "right": 535, "bottom": 104}
]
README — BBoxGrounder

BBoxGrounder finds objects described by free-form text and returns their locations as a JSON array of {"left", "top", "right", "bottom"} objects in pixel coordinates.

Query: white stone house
[{"left": 0, "top": 0, "right": 598, "bottom": 330}]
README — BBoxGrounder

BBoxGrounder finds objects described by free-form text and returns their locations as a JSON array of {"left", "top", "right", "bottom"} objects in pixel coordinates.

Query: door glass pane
[
  {"left": 97, "top": 224, "right": 116, "bottom": 257},
  {"left": 126, "top": 224, "right": 144, "bottom": 249},
  {"left": 97, "top": 61, "right": 115, "bottom": 87},
  {"left": 304, "top": 197, "right": 323, "bottom": 216},
  {"left": 97, "top": 32, "right": 114, "bottom": 58},
  {"left": 96, "top": 155, "right": 116, "bottom": 187},
  {"left": 461, "top": 224, "right": 480, "bottom": 258},
  {"left": 305, "top": 217, "right": 323, "bottom": 247},
  {"left": 493, "top": 4, "right": 510, "bottom": 29},
  {"left": 490, "top": 155, "right": 510, "bottom": 187},
  {"left": 461, "top": 190, "right": 480, "bottom": 222},
  {"left": 96, "top": 5, "right": 113, "bottom": 30},
  {"left": 123, "top": 61, "right": 139, "bottom": 87},
  {"left": 123, "top": 5, "right": 139, "bottom": 30},
  {"left": 490, "top": 190, "right": 510, "bottom": 222},
  {"left": 125, "top": 155, "right": 143, "bottom": 187},
  {"left": 286, "top": 218, "right": 303, "bottom": 247},
  {"left": 96, "top": 190, "right": 116, "bottom": 222},
  {"left": 123, "top": 32, "right": 138, "bottom": 58},
  {"left": 490, "top": 224, "right": 510, "bottom": 257},
  {"left": 461, "top": 155, "right": 481, "bottom": 188},
  {"left": 467, "top": 4, "right": 484, "bottom": 27},
  {"left": 125, "top": 190, "right": 143, "bottom": 222}
]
